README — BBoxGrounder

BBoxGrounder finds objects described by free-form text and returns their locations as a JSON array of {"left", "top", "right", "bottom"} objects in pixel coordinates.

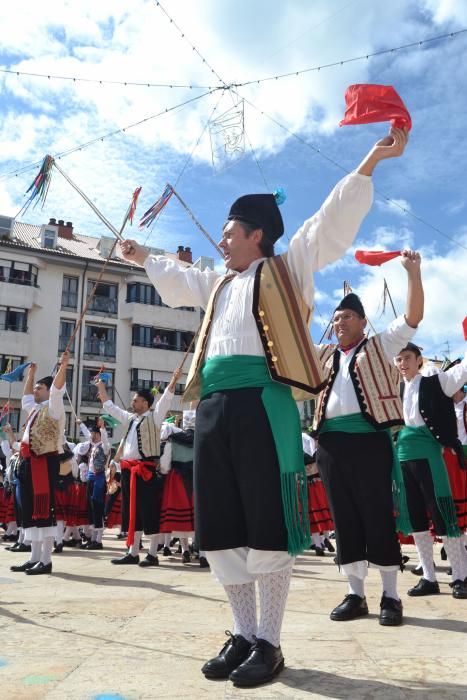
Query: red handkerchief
[
  {"left": 463, "top": 317, "right": 467, "bottom": 341},
  {"left": 340, "top": 84, "right": 412, "bottom": 130},
  {"left": 355, "top": 250, "right": 401, "bottom": 266}
]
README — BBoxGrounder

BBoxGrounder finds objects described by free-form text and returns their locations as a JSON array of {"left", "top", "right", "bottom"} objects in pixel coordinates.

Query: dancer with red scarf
[
  {"left": 10, "top": 352, "right": 69, "bottom": 576},
  {"left": 97, "top": 368, "right": 181, "bottom": 566}
]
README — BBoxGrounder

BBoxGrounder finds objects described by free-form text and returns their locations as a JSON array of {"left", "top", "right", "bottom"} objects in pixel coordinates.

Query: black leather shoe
[
  {"left": 162, "top": 546, "right": 171, "bottom": 556},
  {"left": 53, "top": 543, "right": 63, "bottom": 553},
  {"left": 229, "top": 638, "right": 284, "bottom": 687},
  {"left": 379, "top": 594, "right": 403, "bottom": 626},
  {"left": 116, "top": 532, "right": 127, "bottom": 540},
  {"left": 139, "top": 554, "right": 159, "bottom": 567},
  {"left": 6, "top": 542, "right": 30, "bottom": 552},
  {"left": 323, "top": 537, "right": 335, "bottom": 553},
  {"left": 182, "top": 550, "right": 191, "bottom": 563},
  {"left": 86, "top": 541, "right": 103, "bottom": 550},
  {"left": 411, "top": 564, "right": 423, "bottom": 576},
  {"left": 25, "top": 562, "right": 52, "bottom": 575},
  {"left": 10, "top": 560, "right": 39, "bottom": 572},
  {"left": 440, "top": 546, "right": 447, "bottom": 561},
  {"left": 201, "top": 631, "right": 251, "bottom": 680},
  {"left": 315, "top": 547, "right": 325, "bottom": 556},
  {"left": 450, "top": 579, "right": 467, "bottom": 599},
  {"left": 330, "top": 594, "right": 369, "bottom": 621},
  {"left": 111, "top": 553, "right": 139, "bottom": 565},
  {"left": 199, "top": 556, "right": 209, "bottom": 568},
  {"left": 407, "top": 578, "right": 440, "bottom": 596},
  {"left": 63, "top": 539, "right": 77, "bottom": 548}
]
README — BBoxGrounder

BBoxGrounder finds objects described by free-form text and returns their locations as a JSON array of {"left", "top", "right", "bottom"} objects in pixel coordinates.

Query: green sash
[
  {"left": 320, "top": 413, "right": 413, "bottom": 535},
  {"left": 397, "top": 425, "right": 460, "bottom": 537},
  {"left": 200, "top": 355, "right": 310, "bottom": 556}
]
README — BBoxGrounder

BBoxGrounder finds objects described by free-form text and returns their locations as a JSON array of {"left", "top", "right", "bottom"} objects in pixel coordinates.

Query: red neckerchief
[{"left": 338, "top": 337, "right": 364, "bottom": 355}]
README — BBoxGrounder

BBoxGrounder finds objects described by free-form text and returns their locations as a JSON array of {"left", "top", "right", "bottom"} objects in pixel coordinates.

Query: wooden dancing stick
[{"left": 169, "top": 184, "right": 224, "bottom": 257}]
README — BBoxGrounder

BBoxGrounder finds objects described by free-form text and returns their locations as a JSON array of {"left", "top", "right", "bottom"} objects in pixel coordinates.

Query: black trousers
[
  {"left": 194, "top": 388, "right": 288, "bottom": 552},
  {"left": 86, "top": 480, "right": 105, "bottom": 529},
  {"left": 400, "top": 458, "right": 447, "bottom": 535},
  {"left": 17, "top": 454, "right": 59, "bottom": 529},
  {"left": 121, "top": 466, "right": 164, "bottom": 535},
  {"left": 317, "top": 431, "right": 401, "bottom": 567}
]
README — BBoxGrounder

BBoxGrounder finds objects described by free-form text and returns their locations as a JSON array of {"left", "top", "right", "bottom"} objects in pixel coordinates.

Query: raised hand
[{"left": 119, "top": 239, "right": 149, "bottom": 266}]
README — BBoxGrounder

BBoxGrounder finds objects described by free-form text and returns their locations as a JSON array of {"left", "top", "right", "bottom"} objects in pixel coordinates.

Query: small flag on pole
[
  {"left": 19, "top": 155, "right": 55, "bottom": 215},
  {"left": 355, "top": 250, "right": 401, "bottom": 266},
  {"left": 0, "top": 361, "right": 31, "bottom": 383},
  {"left": 101, "top": 414, "right": 120, "bottom": 429},
  {"left": 139, "top": 184, "right": 174, "bottom": 229},
  {"left": 463, "top": 317, "right": 467, "bottom": 341},
  {"left": 128, "top": 186, "right": 142, "bottom": 225}
]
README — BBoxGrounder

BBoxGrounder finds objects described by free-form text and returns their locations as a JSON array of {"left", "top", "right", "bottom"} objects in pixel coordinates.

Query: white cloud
[{"left": 376, "top": 198, "right": 412, "bottom": 217}]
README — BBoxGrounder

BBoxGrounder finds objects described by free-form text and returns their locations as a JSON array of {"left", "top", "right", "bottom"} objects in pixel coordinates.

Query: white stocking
[
  {"left": 180, "top": 536, "right": 189, "bottom": 552},
  {"left": 129, "top": 531, "right": 142, "bottom": 557},
  {"left": 149, "top": 534, "right": 159, "bottom": 557},
  {"left": 31, "top": 541, "right": 41, "bottom": 562},
  {"left": 41, "top": 536, "right": 54, "bottom": 565},
  {"left": 164, "top": 533, "right": 172, "bottom": 547},
  {"left": 311, "top": 533, "right": 322, "bottom": 548},
  {"left": 443, "top": 536, "right": 467, "bottom": 582},
  {"left": 55, "top": 520, "right": 64, "bottom": 544},
  {"left": 413, "top": 531, "right": 436, "bottom": 582},
  {"left": 94, "top": 528, "right": 103, "bottom": 543},
  {"left": 257, "top": 566, "right": 293, "bottom": 647},
  {"left": 224, "top": 582, "right": 257, "bottom": 642},
  {"left": 347, "top": 574, "right": 365, "bottom": 597},
  {"left": 63, "top": 526, "right": 73, "bottom": 541},
  {"left": 380, "top": 569, "right": 399, "bottom": 600}
]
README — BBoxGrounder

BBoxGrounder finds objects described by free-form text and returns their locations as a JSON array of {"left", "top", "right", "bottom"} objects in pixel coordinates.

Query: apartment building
[{"left": 0, "top": 214, "right": 214, "bottom": 441}]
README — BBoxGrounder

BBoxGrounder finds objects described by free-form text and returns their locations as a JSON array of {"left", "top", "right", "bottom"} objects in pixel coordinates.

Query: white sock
[
  {"left": 73, "top": 526, "right": 80, "bottom": 539},
  {"left": 257, "top": 566, "right": 293, "bottom": 647},
  {"left": 224, "top": 582, "right": 257, "bottom": 642},
  {"left": 83, "top": 525, "right": 92, "bottom": 538},
  {"left": 442, "top": 536, "right": 467, "bottom": 582},
  {"left": 31, "top": 541, "right": 41, "bottom": 562},
  {"left": 41, "top": 536, "right": 54, "bottom": 565},
  {"left": 149, "top": 534, "right": 159, "bottom": 557},
  {"left": 164, "top": 533, "right": 172, "bottom": 547},
  {"left": 63, "top": 526, "right": 73, "bottom": 541},
  {"left": 129, "top": 531, "right": 142, "bottom": 557},
  {"left": 6, "top": 521, "right": 17, "bottom": 536},
  {"left": 90, "top": 527, "right": 97, "bottom": 542},
  {"left": 180, "top": 536, "right": 189, "bottom": 552},
  {"left": 380, "top": 570, "right": 399, "bottom": 600},
  {"left": 347, "top": 574, "right": 365, "bottom": 598},
  {"left": 413, "top": 531, "right": 436, "bottom": 582},
  {"left": 55, "top": 520, "right": 64, "bottom": 544},
  {"left": 311, "top": 533, "right": 321, "bottom": 548},
  {"left": 94, "top": 528, "right": 103, "bottom": 544},
  {"left": 18, "top": 529, "right": 25, "bottom": 544}
]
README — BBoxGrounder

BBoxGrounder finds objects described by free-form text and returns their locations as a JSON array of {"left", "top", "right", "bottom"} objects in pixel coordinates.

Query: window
[
  {"left": 59, "top": 320, "right": 76, "bottom": 353},
  {"left": 0, "top": 355, "right": 24, "bottom": 373},
  {"left": 84, "top": 325, "right": 116, "bottom": 359},
  {"left": 131, "top": 368, "right": 184, "bottom": 395},
  {"left": 42, "top": 228, "right": 57, "bottom": 249},
  {"left": 62, "top": 276, "right": 79, "bottom": 310},
  {"left": 0, "top": 306, "right": 27, "bottom": 332},
  {"left": 87, "top": 281, "right": 118, "bottom": 315},
  {"left": 131, "top": 325, "right": 194, "bottom": 351},
  {"left": 81, "top": 368, "right": 114, "bottom": 404},
  {"left": 65, "top": 366, "right": 74, "bottom": 393},
  {"left": 0, "top": 259, "right": 38, "bottom": 286},
  {"left": 126, "top": 282, "right": 194, "bottom": 311}
]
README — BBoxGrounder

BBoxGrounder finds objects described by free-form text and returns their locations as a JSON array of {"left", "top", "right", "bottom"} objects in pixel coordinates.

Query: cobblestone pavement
[{"left": 1, "top": 533, "right": 466, "bottom": 699}]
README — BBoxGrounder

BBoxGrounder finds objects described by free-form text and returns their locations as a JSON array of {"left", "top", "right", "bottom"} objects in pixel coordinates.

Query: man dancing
[
  {"left": 11, "top": 353, "right": 69, "bottom": 576},
  {"left": 120, "top": 127, "right": 408, "bottom": 687},
  {"left": 97, "top": 369, "right": 180, "bottom": 566}
]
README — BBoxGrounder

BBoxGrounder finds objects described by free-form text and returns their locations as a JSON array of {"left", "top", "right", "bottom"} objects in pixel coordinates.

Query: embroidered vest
[
  {"left": 120, "top": 414, "right": 161, "bottom": 460},
  {"left": 89, "top": 443, "right": 107, "bottom": 474},
  {"left": 313, "top": 335, "right": 404, "bottom": 433},
  {"left": 417, "top": 375, "right": 465, "bottom": 469},
  {"left": 183, "top": 254, "right": 326, "bottom": 402},
  {"left": 30, "top": 406, "right": 61, "bottom": 455}
]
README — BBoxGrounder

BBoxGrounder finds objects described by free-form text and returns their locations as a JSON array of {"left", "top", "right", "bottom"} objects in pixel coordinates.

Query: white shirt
[
  {"left": 144, "top": 171, "right": 373, "bottom": 358},
  {"left": 324, "top": 315, "right": 416, "bottom": 419},
  {"left": 21, "top": 384, "right": 66, "bottom": 450},
  {"left": 1, "top": 439, "right": 12, "bottom": 460},
  {"left": 302, "top": 433, "right": 316, "bottom": 456},
  {"left": 103, "top": 387, "right": 174, "bottom": 460},
  {"left": 403, "top": 353, "right": 467, "bottom": 427},
  {"left": 160, "top": 422, "right": 183, "bottom": 441},
  {"left": 454, "top": 397, "right": 467, "bottom": 444}
]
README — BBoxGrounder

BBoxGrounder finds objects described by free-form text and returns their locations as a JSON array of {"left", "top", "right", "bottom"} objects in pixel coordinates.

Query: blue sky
[{"left": 0, "top": 0, "right": 466, "bottom": 358}]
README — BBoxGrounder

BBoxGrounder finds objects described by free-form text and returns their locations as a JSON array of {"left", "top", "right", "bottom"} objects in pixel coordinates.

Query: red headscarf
[{"left": 340, "top": 84, "right": 412, "bottom": 130}]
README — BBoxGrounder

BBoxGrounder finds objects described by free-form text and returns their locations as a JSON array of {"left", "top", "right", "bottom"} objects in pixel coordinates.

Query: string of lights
[
  {"left": 3, "top": 27, "right": 464, "bottom": 93},
  {"left": 0, "top": 87, "right": 222, "bottom": 181}
]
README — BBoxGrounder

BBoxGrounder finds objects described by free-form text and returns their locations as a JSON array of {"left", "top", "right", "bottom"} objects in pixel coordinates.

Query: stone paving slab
[{"left": 1, "top": 534, "right": 466, "bottom": 699}]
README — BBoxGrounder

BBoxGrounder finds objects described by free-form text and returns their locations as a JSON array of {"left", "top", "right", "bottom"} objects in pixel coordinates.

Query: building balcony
[
  {"left": 80, "top": 384, "right": 114, "bottom": 406},
  {"left": 0, "top": 270, "right": 38, "bottom": 287},
  {"left": 0, "top": 281, "right": 40, "bottom": 310},
  {"left": 120, "top": 301, "right": 199, "bottom": 330},
  {"left": 83, "top": 339, "right": 116, "bottom": 362},
  {"left": 86, "top": 295, "right": 118, "bottom": 316}
]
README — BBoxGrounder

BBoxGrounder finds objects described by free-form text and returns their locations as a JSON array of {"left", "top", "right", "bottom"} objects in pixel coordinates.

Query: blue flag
[
  {"left": 94, "top": 372, "right": 112, "bottom": 385},
  {"left": 0, "top": 361, "right": 31, "bottom": 383}
]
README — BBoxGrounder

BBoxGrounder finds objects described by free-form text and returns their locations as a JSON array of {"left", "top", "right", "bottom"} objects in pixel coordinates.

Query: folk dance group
[{"left": 1, "top": 124, "right": 466, "bottom": 688}]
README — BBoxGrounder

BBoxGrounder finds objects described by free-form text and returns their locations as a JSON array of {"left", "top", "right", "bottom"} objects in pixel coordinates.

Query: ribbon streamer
[
  {"left": 139, "top": 184, "right": 174, "bottom": 228},
  {"left": 355, "top": 250, "right": 401, "bottom": 266}
]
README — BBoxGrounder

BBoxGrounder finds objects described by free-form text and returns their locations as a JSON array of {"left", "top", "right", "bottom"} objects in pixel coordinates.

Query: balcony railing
[
  {"left": 83, "top": 339, "right": 116, "bottom": 359},
  {"left": 61, "top": 291, "right": 78, "bottom": 310},
  {"left": 81, "top": 385, "right": 114, "bottom": 404},
  {"left": 130, "top": 380, "right": 185, "bottom": 395},
  {"left": 87, "top": 295, "right": 118, "bottom": 315},
  {"left": 0, "top": 271, "right": 38, "bottom": 287},
  {"left": 0, "top": 321, "right": 28, "bottom": 333},
  {"left": 132, "top": 339, "right": 192, "bottom": 352}
]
